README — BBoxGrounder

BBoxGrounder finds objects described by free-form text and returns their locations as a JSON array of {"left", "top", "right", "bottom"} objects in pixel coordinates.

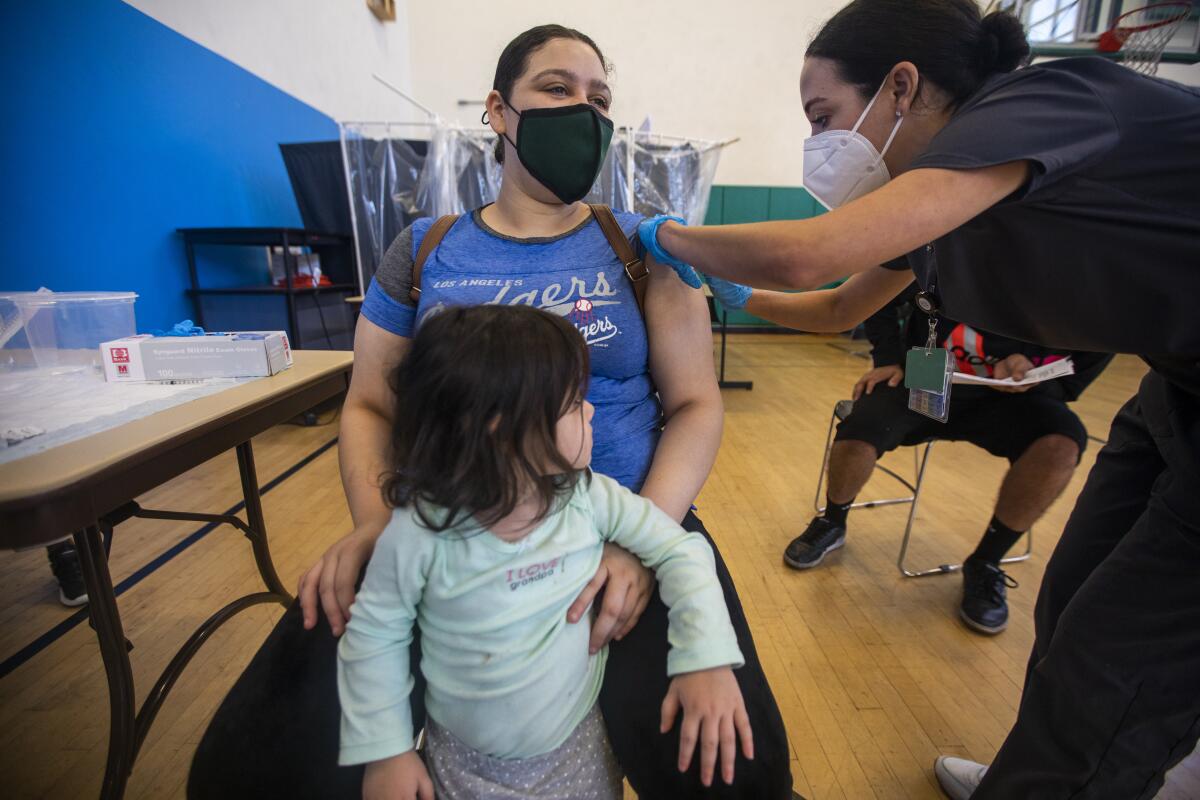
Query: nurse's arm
[
  {"left": 660, "top": 161, "right": 1031, "bottom": 290},
  {"left": 641, "top": 253, "right": 724, "bottom": 524},
  {"left": 742, "top": 265, "right": 915, "bottom": 332}
]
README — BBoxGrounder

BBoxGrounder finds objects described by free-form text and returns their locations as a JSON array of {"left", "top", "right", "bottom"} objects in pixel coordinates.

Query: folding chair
[{"left": 813, "top": 400, "right": 1031, "bottom": 577}]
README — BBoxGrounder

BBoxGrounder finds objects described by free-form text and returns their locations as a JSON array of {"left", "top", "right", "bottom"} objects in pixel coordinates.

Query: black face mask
[{"left": 500, "top": 98, "right": 614, "bottom": 204}]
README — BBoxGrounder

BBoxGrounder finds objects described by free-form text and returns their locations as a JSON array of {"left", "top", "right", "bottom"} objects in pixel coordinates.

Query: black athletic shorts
[{"left": 834, "top": 383, "right": 1088, "bottom": 463}]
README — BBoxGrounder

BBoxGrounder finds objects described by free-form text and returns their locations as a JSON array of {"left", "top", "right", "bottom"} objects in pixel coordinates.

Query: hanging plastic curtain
[
  {"left": 340, "top": 121, "right": 731, "bottom": 292},
  {"left": 414, "top": 125, "right": 503, "bottom": 217},
  {"left": 339, "top": 122, "right": 429, "bottom": 290},
  {"left": 601, "top": 132, "right": 725, "bottom": 225}
]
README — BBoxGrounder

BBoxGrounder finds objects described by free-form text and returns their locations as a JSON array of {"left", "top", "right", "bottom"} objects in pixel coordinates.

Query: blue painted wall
[{"left": 0, "top": 0, "right": 338, "bottom": 332}]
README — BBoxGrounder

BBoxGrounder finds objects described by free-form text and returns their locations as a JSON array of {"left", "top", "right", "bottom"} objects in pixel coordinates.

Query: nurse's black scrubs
[{"left": 882, "top": 57, "right": 1200, "bottom": 798}]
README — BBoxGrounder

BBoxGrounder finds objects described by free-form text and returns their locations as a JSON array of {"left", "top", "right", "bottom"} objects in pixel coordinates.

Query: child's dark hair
[
  {"left": 491, "top": 24, "right": 610, "bottom": 164},
  {"left": 383, "top": 305, "right": 590, "bottom": 533}
]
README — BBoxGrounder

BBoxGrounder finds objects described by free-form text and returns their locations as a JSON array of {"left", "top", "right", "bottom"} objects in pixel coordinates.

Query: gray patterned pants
[{"left": 424, "top": 705, "right": 623, "bottom": 799}]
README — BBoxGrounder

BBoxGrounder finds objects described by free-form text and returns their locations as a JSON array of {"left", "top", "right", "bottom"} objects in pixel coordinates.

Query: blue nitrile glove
[
  {"left": 637, "top": 215, "right": 701, "bottom": 289},
  {"left": 150, "top": 319, "right": 206, "bottom": 336},
  {"left": 703, "top": 274, "right": 753, "bottom": 311}
]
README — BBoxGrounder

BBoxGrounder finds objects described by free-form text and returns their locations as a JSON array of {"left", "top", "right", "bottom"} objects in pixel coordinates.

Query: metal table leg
[
  {"left": 132, "top": 591, "right": 283, "bottom": 762},
  {"left": 71, "top": 439, "right": 294, "bottom": 798},
  {"left": 236, "top": 440, "right": 290, "bottom": 599},
  {"left": 717, "top": 309, "right": 753, "bottom": 390},
  {"left": 121, "top": 442, "right": 290, "bottom": 603},
  {"left": 74, "top": 525, "right": 135, "bottom": 800}
]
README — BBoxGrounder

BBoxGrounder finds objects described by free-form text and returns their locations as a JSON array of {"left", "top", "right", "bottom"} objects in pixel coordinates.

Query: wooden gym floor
[{"left": 1, "top": 334, "right": 1196, "bottom": 799}]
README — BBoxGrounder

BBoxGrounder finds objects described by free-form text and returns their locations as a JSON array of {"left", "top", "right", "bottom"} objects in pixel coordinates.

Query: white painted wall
[
  {"left": 123, "top": 0, "right": 420, "bottom": 124},
  {"left": 125, "top": 0, "right": 848, "bottom": 185},
  {"left": 126, "top": 0, "right": 1199, "bottom": 186},
  {"left": 404, "top": 0, "right": 848, "bottom": 186},
  {"left": 405, "top": 0, "right": 1200, "bottom": 186}
]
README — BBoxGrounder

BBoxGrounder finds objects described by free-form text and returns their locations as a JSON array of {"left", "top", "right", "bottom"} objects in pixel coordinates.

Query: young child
[{"left": 337, "top": 305, "right": 752, "bottom": 800}]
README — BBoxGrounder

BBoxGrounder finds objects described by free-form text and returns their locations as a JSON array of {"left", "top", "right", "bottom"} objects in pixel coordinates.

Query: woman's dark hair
[
  {"left": 383, "top": 304, "right": 590, "bottom": 533},
  {"left": 807, "top": 0, "right": 1030, "bottom": 109},
  {"left": 491, "top": 24, "right": 610, "bottom": 163}
]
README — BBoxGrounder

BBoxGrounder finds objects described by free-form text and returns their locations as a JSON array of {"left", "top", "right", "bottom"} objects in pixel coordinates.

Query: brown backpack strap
[
  {"left": 588, "top": 204, "right": 648, "bottom": 316},
  {"left": 409, "top": 214, "right": 460, "bottom": 304}
]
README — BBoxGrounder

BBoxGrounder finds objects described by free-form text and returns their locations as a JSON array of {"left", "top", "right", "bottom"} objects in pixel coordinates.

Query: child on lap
[{"left": 337, "top": 305, "right": 752, "bottom": 799}]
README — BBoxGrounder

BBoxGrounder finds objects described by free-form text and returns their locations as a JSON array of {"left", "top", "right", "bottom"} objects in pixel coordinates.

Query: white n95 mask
[{"left": 803, "top": 80, "right": 903, "bottom": 210}]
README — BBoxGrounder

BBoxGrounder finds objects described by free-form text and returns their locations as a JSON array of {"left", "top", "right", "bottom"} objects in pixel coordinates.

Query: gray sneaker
[
  {"left": 934, "top": 756, "right": 987, "bottom": 799},
  {"left": 783, "top": 517, "right": 846, "bottom": 570}
]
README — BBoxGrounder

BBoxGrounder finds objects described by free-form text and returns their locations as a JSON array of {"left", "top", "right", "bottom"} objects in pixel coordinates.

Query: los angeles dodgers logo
[
  {"left": 570, "top": 297, "right": 618, "bottom": 346},
  {"left": 573, "top": 298, "right": 594, "bottom": 324},
  {"left": 419, "top": 271, "right": 625, "bottom": 347}
]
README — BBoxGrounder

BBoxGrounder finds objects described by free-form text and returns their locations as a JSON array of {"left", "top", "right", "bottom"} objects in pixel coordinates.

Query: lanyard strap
[{"left": 914, "top": 242, "right": 941, "bottom": 326}]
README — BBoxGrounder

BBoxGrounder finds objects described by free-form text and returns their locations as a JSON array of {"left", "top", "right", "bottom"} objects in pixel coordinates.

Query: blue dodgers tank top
[{"left": 413, "top": 210, "right": 662, "bottom": 491}]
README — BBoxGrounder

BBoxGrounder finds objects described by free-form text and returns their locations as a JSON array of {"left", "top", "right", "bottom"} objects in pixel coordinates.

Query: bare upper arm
[
  {"left": 346, "top": 314, "right": 411, "bottom": 418},
  {"left": 642, "top": 254, "right": 721, "bottom": 418}
]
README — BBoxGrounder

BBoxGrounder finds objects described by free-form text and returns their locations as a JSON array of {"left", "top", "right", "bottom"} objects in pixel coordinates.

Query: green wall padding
[
  {"left": 721, "top": 186, "right": 771, "bottom": 224},
  {"left": 703, "top": 186, "right": 724, "bottom": 225},
  {"left": 767, "top": 187, "right": 819, "bottom": 221},
  {"left": 706, "top": 185, "right": 826, "bottom": 327}
]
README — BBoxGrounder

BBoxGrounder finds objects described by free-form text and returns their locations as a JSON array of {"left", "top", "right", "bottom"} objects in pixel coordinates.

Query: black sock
[
  {"left": 823, "top": 497, "right": 854, "bottom": 526},
  {"left": 46, "top": 540, "right": 73, "bottom": 559},
  {"left": 969, "top": 515, "right": 1025, "bottom": 565}
]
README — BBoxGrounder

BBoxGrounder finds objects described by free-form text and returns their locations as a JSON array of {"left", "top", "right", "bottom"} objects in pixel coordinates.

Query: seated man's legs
[
  {"left": 784, "top": 384, "right": 927, "bottom": 569},
  {"left": 785, "top": 385, "right": 1088, "bottom": 635},
  {"left": 950, "top": 388, "right": 1087, "bottom": 634}
]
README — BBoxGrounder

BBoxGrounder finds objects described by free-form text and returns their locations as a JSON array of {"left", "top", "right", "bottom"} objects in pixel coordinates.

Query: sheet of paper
[
  {"left": 0, "top": 369, "right": 249, "bottom": 464},
  {"left": 951, "top": 357, "right": 1075, "bottom": 387}
]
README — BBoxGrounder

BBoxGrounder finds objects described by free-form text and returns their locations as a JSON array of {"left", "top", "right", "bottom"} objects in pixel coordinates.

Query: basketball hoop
[{"left": 1097, "top": 2, "right": 1193, "bottom": 75}]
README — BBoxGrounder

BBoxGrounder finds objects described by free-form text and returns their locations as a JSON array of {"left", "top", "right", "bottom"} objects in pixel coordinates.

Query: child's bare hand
[
  {"left": 660, "top": 666, "right": 754, "bottom": 786},
  {"left": 363, "top": 751, "right": 433, "bottom": 800}
]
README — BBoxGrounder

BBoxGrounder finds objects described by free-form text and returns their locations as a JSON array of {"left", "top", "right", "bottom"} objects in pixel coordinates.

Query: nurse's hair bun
[
  {"left": 809, "top": 0, "right": 1029, "bottom": 109},
  {"left": 978, "top": 11, "right": 1031, "bottom": 74}
]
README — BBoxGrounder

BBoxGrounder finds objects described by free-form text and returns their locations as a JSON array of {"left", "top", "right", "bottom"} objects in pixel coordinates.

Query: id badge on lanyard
[{"left": 904, "top": 268, "right": 952, "bottom": 422}]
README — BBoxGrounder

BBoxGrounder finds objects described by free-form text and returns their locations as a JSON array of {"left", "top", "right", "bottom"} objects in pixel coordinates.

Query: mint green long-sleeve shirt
[{"left": 337, "top": 472, "right": 744, "bottom": 765}]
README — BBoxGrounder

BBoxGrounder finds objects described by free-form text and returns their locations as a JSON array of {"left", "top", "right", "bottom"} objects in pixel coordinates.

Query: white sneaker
[{"left": 934, "top": 756, "right": 988, "bottom": 799}]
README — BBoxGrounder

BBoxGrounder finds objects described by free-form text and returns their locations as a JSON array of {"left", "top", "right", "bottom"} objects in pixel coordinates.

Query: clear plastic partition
[{"left": 341, "top": 122, "right": 730, "bottom": 291}]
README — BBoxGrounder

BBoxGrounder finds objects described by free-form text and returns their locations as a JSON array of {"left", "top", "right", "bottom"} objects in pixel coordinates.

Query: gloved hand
[
  {"left": 637, "top": 215, "right": 701, "bottom": 289},
  {"left": 703, "top": 274, "right": 753, "bottom": 311}
]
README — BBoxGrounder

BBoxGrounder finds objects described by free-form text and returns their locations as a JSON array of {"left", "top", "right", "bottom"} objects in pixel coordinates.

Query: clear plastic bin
[
  {"left": 0, "top": 293, "right": 38, "bottom": 371},
  {"left": 13, "top": 291, "right": 138, "bottom": 371}
]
